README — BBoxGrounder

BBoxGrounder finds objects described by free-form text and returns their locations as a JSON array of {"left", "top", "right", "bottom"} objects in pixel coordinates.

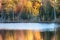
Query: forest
[{"left": 0, "top": 0, "right": 59, "bottom": 23}]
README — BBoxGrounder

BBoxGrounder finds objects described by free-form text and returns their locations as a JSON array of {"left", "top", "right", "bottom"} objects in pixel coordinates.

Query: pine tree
[
  {"left": 39, "top": 6, "right": 45, "bottom": 21},
  {"left": 45, "top": 31, "right": 52, "bottom": 40},
  {"left": 45, "top": 1, "right": 54, "bottom": 21},
  {"left": 21, "top": 8, "right": 28, "bottom": 20}
]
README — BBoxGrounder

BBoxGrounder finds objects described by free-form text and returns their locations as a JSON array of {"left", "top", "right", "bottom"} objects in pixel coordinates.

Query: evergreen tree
[
  {"left": 45, "top": 31, "right": 52, "bottom": 40},
  {"left": 45, "top": 1, "right": 54, "bottom": 21},
  {"left": 21, "top": 8, "right": 28, "bottom": 20},
  {"left": 39, "top": 5, "right": 45, "bottom": 21}
]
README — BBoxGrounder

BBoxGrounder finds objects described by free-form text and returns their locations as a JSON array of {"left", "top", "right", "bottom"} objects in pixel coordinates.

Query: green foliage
[
  {"left": 21, "top": 8, "right": 28, "bottom": 20},
  {"left": 45, "top": 1, "right": 54, "bottom": 21}
]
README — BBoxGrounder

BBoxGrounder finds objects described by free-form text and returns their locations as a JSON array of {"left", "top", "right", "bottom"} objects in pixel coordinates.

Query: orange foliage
[
  {"left": 0, "top": 0, "right": 2, "bottom": 11},
  {"left": 32, "top": 1, "right": 41, "bottom": 16},
  {"left": 14, "top": 0, "right": 27, "bottom": 14},
  {"left": 0, "top": 34, "right": 2, "bottom": 40},
  {"left": 4, "top": 31, "right": 14, "bottom": 40},
  {"left": 3, "top": 30, "right": 43, "bottom": 40},
  {"left": 16, "top": 30, "right": 24, "bottom": 40},
  {"left": 34, "top": 31, "right": 43, "bottom": 40}
]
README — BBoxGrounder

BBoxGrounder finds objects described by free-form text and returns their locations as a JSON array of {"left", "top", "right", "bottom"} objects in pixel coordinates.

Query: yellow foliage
[
  {"left": 4, "top": 0, "right": 14, "bottom": 11},
  {"left": 26, "top": 1, "right": 32, "bottom": 8},
  {"left": 25, "top": 30, "right": 33, "bottom": 40},
  {"left": 32, "top": 8, "right": 39, "bottom": 16},
  {"left": 25, "top": 0, "right": 32, "bottom": 13},
  {"left": 37, "top": 0, "right": 42, "bottom": 2},
  {"left": 5, "top": 32, "right": 14, "bottom": 40},
  {"left": 34, "top": 31, "right": 42, "bottom": 40},
  {"left": 32, "top": 2, "right": 41, "bottom": 16},
  {"left": 3, "top": 30, "right": 43, "bottom": 40},
  {"left": 13, "top": 31, "right": 17, "bottom": 40}
]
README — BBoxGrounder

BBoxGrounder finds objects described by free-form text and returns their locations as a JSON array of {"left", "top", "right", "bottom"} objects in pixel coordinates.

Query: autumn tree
[
  {"left": 2, "top": 0, "right": 15, "bottom": 21},
  {"left": 0, "top": 0, "right": 2, "bottom": 18}
]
